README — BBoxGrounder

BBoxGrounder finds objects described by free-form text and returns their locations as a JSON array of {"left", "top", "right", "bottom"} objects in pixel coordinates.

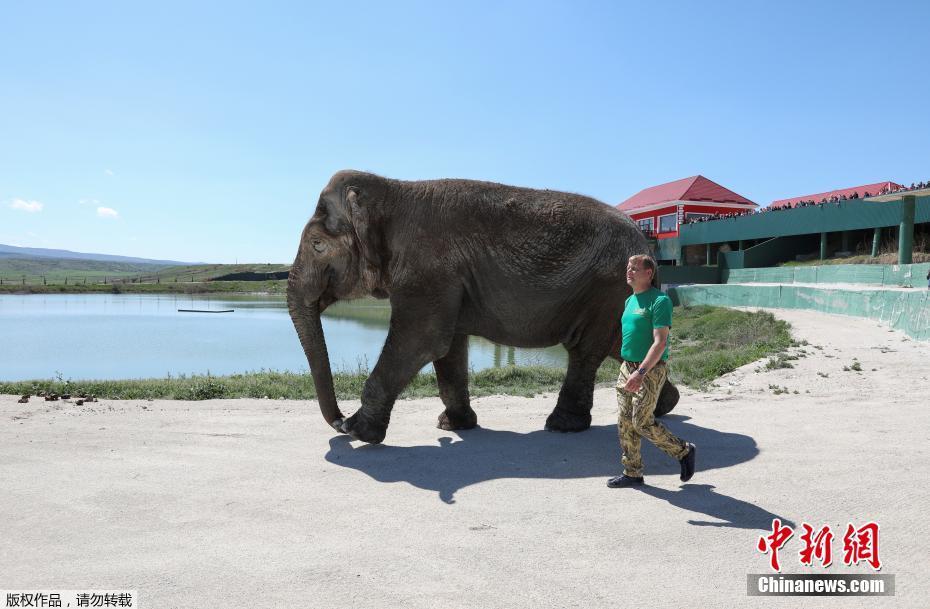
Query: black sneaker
[
  {"left": 679, "top": 443, "right": 696, "bottom": 482},
  {"left": 607, "top": 475, "right": 645, "bottom": 488}
]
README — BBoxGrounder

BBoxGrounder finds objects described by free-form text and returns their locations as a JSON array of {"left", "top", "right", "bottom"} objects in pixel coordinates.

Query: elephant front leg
[
  {"left": 341, "top": 290, "right": 460, "bottom": 444},
  {"left": 545, "top": 348, "right": 599, "bottom": 432},
  {"left": 434, "top": 333, "right": 477, "bottom": 431}
]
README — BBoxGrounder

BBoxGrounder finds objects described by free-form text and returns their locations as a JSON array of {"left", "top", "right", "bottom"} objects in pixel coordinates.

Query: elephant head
[{"left": 287, "top": 171, "right": 389, "bottom": 430}]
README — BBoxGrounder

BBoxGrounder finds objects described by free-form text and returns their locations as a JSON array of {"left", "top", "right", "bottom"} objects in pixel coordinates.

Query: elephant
[{"left": 287, "top": 170, "right": 679, "bottom": 444}]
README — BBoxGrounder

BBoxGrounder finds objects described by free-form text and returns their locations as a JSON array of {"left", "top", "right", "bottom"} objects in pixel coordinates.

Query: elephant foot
[
  {"left": 654, "top": 381, "right": 680, "bottom": 418},
  {"left": 340, "top": 411, "right": 387, "bottom": 444},
  {"left": 544, "top": 407, "right": 592, "bottom": 433},
  {"left": 437, "top": 407, "right": 477, "bottom": 431}
]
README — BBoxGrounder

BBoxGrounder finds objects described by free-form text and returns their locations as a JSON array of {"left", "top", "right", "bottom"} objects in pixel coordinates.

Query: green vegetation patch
[
  {"left": 0, "top": 260, "right": 291, "bottom": 294},
  {"left": 1, "top": 305, "right": 792, "bottom": 400},
  {"left": 0, "top": 257, "right": 169, "bottom": 283},
  {"left": 0, "top": 280, "right": 288, "bottom": 295},
  {"left": 664, "top": 305, "right": 792, "bottom": 389},
  {"left": 781, "top": 251, "right": 930, "bottom": 267}
]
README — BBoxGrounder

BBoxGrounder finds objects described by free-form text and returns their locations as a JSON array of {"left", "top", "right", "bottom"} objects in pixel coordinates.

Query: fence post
[
  {"left": 899, "top": 195, "right": 916, "bottom": 265},
  {"left": 872, "top": 227, "right": 881, "bottom": 257}
]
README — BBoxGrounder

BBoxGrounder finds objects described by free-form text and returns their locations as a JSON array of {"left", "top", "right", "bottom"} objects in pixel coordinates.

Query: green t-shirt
[{"left": 620, "top": 287, "right": 672, "bottom": 362}]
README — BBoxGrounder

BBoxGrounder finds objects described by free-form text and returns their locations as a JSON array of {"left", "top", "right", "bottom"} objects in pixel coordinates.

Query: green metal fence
[
  {"left": 668, "top": 283, "right": 930, "bottom": 340},
  {"left": 723, "top": 262, "right": 930, "bottom": 287}
]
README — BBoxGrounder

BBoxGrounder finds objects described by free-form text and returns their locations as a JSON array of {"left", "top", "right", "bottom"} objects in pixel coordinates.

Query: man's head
[{"left": 626, "top": 254, "right": 659, "bottom": 291}]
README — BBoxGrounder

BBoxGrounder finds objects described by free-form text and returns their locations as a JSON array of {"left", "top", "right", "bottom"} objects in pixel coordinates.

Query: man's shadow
[{"left": 324, "top": 414, "right": 790, "bottom": 529}]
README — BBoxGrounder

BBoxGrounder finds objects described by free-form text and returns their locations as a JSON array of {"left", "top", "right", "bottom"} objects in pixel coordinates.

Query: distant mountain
[{"left": 0, "top": 243, "right": 202, "bottom": 266}]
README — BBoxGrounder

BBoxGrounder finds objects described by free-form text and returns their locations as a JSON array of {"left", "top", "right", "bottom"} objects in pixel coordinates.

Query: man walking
[{"left": 608, "top": 254, "right": 696, "bottom": 488}]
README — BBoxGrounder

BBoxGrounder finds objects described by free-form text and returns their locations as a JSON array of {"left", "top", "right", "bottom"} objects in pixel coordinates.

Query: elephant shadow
[{"left": 324, "top": 415, "right": 789, "bottom": 529}]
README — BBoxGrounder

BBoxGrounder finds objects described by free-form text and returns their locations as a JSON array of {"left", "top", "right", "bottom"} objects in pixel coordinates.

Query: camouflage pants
[{"left": 616, "top": 360, "right": 688, "bottom": 477}]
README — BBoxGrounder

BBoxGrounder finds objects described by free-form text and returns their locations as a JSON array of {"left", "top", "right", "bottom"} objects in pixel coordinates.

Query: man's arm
[
  {"left": 622, "top": 326, "right": 669, "bottom": 393},
  {"left": 639, "top": 326, "right": 669, "bottom": 374}
]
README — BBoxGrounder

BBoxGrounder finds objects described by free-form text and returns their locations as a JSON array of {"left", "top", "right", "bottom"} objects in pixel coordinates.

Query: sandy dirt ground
[{"left": 2, "top": 308, "right": 929, "bottom": 609}]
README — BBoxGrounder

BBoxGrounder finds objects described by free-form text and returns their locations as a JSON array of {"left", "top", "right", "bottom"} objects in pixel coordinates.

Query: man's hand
[{"left": 623, "top": 372, "right": 644, "bottom": 394}]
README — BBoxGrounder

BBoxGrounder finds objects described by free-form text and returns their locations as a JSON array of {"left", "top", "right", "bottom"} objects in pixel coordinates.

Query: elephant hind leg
[
  {"left": 434, "top": 333, "right": 477, "bottom": 431},
  {"left": 545, "top": 347, "right": 602, "bottom": 432},
  {"left": 654, "top": 378, "right": 680, "bottom": 417}
]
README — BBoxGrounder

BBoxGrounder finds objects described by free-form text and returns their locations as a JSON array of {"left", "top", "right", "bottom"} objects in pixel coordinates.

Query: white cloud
[
  {"left": 10, "top": 199, "right": 44, "bottom": 213},
  {"left": 97, "top": 206, "right": 119, "bottom": 218},
  {"left": 79, "top": 198, "right": 100, "bottom": 206},
  {"left": 104, "top": 169, "right": 115, "bottom": 176}
]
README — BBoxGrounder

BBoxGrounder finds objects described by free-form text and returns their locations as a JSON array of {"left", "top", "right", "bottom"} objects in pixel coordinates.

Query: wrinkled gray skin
[{"left": 288, "top": 170, "right": 679, "bottom": 444}]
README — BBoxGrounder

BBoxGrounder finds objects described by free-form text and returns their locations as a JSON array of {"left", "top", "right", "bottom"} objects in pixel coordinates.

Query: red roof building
[
  {"left": 770, "top": 181, "right": 902, "bottom": 209},
  {"left": 617, "top": 175, "right": 757, "bottom": 239}
]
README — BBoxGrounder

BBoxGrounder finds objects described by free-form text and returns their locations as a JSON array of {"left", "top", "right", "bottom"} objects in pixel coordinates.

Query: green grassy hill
[
  {"left": 140, "top": 263, "right": 291, "bottom": 283},
  {"left": 0, "top": 259, "right": 292, "bottom": 293},
  {"left": 0, "top": 257, "right": 172, "bottom": 283}
]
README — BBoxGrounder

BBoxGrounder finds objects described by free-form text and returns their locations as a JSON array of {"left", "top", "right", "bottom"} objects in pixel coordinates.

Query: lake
[{"left": 0, "top": 294, "right": 569, "bottom": 381}]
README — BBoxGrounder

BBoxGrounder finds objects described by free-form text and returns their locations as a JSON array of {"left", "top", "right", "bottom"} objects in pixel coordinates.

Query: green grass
[
  {"left": 0, "top": 280, "right": 288, "bottom": 295},
  {"left": 0, "top": 257, "right": 170, "bottom": 282},
  {"left": 780, "top": 251, "right": 930, "bottom": 267},
  {"left": 0, "top": 259, "right": 290, "bottom": 292},
  {"left": 0, "top": 367, "right": 573, "bottom": 401},
  {"left": 663, "top": 305, "right": 792, "bottom": 388},
  {"left": 140, "top": 263, "right": 291, "bottom": 283},
  {"left": 1, "top": 305, "right": 792, "bottom": 400}
]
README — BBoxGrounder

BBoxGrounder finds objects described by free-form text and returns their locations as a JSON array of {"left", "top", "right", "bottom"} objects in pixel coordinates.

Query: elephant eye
[{"left": 312, "top": 239, "right": 325, "bottom": 253}]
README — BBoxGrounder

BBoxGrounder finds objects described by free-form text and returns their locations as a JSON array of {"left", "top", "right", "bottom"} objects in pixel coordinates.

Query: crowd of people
[{"left": 680, "top": 178, "right": 929, "bottom": 225}]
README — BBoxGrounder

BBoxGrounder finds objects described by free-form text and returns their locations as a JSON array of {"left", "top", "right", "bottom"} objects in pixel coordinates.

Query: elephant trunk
[{"left": 287, "top": 275, "right": 344, "bottom": 430}]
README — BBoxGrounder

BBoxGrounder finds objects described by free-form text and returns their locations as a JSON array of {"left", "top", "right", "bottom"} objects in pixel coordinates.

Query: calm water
[{"left": 0, "top": 294, "right": 568, "bottom": 381}]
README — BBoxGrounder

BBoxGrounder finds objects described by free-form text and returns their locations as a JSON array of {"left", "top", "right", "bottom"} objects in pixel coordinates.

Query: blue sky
[{"left": 2, "top": 0, "right": 928, "bottom": 263}]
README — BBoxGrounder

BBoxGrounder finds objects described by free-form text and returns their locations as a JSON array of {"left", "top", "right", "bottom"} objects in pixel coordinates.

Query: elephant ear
[{"left": 323, "top": 186, "right": 381, "bottom": 268}]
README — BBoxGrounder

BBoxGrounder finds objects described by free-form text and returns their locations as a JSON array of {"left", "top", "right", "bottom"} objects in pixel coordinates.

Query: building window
[
  {"left": 658, "top": 213, "right": 677, "bottom": 233},
  {"left": 637, "top": 218, "right": 654, "bottom": 232}
]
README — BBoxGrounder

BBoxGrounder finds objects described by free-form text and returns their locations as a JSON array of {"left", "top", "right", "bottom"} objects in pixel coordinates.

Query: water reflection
[{"left": 0, "top": 295, "right": 568, "bottom": 381}]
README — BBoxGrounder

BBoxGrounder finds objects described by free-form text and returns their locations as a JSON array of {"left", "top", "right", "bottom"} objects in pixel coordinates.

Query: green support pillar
[
  {"left": 677, "top": 247, "right": 684, "bottom": 266},
  {"left": 899, "top": 195, "right": 915, "bottom": 265},
  {"left": 738, "top": 240, "right": 744, "bottom": 251},
  {"left": 841, "top": 231, "right": 850, "bottom": 252},
  {"left": 706, "top": 243, "right": 712, "bottom": 266},
  {"left": 820, "top": 232, "right": 828, "bottom": 260},
  {"left": 871, "top": 227, "right": 881, "bottom": 257}
]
